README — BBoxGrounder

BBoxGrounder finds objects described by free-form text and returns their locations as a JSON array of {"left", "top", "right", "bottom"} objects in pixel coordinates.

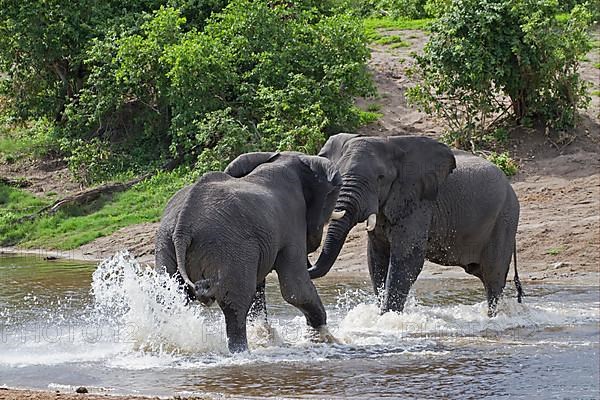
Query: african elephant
[
  {"left": 308, "top": 134, "right": 523, "bottom": 317},
  {"left": 223, "top": 153, "right": 345, "bottom": 322},
  {"left": 155, "top": 152, "right": 342, "bottom": 352}
]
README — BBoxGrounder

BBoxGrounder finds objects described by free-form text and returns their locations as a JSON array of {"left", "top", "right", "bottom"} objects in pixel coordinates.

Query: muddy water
[{"left": 0, "top": 252, "right": 598, "bottom": 399}]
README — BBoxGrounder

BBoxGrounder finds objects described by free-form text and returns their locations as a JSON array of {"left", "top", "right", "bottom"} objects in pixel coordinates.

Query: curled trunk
[
  {"left": 308, "top": 178, "right": 370, "bottom": 279},
  {"left": 308, "top": 212, "right": 355, "bottom": 279}
]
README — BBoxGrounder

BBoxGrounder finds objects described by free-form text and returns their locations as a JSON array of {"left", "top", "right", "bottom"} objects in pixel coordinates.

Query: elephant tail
[
  {"left": 513, "top": 241, "right": 523, "bottom": 303},
  {"left": 173, "top": 231, "right": 195, "bottom": 291}
]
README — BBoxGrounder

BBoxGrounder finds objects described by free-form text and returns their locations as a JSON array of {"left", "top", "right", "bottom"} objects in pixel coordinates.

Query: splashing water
[
  {"left": 89, "top": 251, "right": 599, "bottom": 355},
  {"left": 91, "top": 251, "right": 228, "bottom": 354},
  {"left": 0, "top": 251, "right": 598, "bottom": 398}
]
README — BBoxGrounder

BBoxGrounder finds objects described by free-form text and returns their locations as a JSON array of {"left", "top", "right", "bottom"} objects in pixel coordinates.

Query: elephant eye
[{"left": 377, "top": 174, "right": 385, "bottom": 181}]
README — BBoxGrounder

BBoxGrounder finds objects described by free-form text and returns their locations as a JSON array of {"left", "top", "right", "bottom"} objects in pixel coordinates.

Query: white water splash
[
  {"left": 335, "top": 294, "right": 599, "bottom": 345},
  {"left": 90, "top": 251, "right": 294, "bottom": 358},
  {"left": 91, "top": 251, "right": 228, "bottom": 354},
  {"left": 76, "top": 251, "right": 600, "bottom": 358}
]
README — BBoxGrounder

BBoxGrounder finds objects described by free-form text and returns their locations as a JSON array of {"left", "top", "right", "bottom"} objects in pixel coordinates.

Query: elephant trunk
[
  {"left": 308, "top": 179, "right": 366, "bottom": 279},
  {"left": 308, "top": 212, "right": 355, "bottom": 279}
]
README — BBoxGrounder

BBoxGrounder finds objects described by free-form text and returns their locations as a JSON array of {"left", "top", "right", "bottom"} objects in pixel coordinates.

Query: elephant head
[
  {"left": 225, "top": 151, "right": 342, "bottom": 253},
  {"left": 308, "top": 134, "right": 456, "bottom": 279}
]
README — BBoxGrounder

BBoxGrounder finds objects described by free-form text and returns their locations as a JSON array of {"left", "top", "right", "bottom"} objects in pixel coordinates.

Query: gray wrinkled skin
[
  {"left": 308, "top": 134, "right": 521, "bottom": 317},
  {"left": 155, "top": 152, "right": 342, "bottom": 352}
]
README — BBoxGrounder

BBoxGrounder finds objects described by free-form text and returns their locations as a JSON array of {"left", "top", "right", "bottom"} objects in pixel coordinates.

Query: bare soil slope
[{"left": 351, "top": 27, "right": 600, "bottom": 281}]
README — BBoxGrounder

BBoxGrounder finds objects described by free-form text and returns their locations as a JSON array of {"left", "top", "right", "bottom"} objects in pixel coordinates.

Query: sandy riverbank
[{"left": 0, "top": 388, "right": 167, "bottom": 400}]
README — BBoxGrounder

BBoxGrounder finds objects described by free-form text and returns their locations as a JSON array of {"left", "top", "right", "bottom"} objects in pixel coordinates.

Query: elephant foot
[
  {"left": 310, "top": 325, "right": 341, "bottom": 345},
  {"left": 486, "top": 286, "right": 503, "bottom": 317},
  {"left": 226, "top": 329, "right": 249, "bottom": 353},
  {"left": 380, "top": 297, "right": 407, "bottom": 315},
  {"left": 487, "top": 298, "right": 499, "bottom": 318},
  {"left": 227, "top": 340, "right": 248, "bottom": 353}
]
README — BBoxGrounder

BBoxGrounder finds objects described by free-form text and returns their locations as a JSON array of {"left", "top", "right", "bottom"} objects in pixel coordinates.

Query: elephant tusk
[
  {"left": 331, "top": 210, "right": 346, "bottom": 220},
  {"left": 366, "top": 213, "right": 377, "bottom": 231}
]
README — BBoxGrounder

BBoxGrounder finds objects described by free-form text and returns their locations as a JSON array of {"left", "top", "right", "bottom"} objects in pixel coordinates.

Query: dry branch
[
  {"left": 16, "top": 173, "right": 151, "bottom": 223},
  {"left": 0, "top": 176, "right": 32, "bottom": 188}
]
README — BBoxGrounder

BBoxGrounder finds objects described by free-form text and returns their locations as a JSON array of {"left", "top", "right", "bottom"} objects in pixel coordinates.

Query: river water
[{"left": 0, "top": 252, "right": 598, "bottom": 399}]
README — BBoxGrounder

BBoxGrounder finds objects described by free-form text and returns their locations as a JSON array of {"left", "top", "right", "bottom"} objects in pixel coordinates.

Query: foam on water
[
  {"left": 1, "top": 250, "right": 598, "bottom": 372},
  {"left": 335, "top": 292, "right": 599, "bottom": 345}
]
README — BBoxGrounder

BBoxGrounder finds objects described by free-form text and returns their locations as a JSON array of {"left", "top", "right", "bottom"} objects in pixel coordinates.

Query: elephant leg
[
  {"left": 220, "top": 301, "right": 249, "bottom": 353},
  {"left": 484, "top": 280, "right": 505, "bottom": 317},
  {"left": 216, "top": 261, "right": 258, "bottom": 353},
  {"left": 248, "top": 280, "right": 268, "bottom": 323},
  {"left": 481, "top": 257, "right": 512, "bottom": 317},
  {"left": 367, "top": 233, "right": 390, "bottom": 298},
  {"left": 382, "top": 208, "right": 431, "bottom": 314},
  {"left": 276, "top": 249, "right": 327, "bottom": 330},
  {"left": 481, "top": 220, "right": 514, "bottom": 317}
]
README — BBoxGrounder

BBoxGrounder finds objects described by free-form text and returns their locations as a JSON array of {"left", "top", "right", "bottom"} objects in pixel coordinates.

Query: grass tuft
[
  {"left": 374, "top": 35, "right": 409, "bottom": 47},
  {"left": 355, "top": 108, "right": 383, "bottom": 125},
  {"left": 364, "top": 17, "right": 433, "bottom": 42}
]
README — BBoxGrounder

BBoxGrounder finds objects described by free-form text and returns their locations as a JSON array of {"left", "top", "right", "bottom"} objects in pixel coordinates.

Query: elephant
[
  {"left": 308, "top": 133, "right": 523, "bottom": 317},
  {"left": 223, "top": 154, "right": 345, "bottom": 323},
  {"left": 154, "top": 151, "right": 342, "bottom": 352}
]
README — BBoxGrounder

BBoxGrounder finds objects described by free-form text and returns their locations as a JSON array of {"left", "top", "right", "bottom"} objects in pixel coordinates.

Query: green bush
[
  {"left": 486, "top": 151, "right": 518, "bottom": 176},
  {"left": 336, "top": 0, "right": 452, "bottom": 18},
  {"left": 407, "top": 0, "right": 592, "bottom": 149},
  {"left": 339, "top": 0, "right": 596, "bottom": 19},
  {"left": 64, "top": 138, "right": 133, "bottom": 185},
  {"left": 1, "top": 1, "right": 373, "bottom": 183},
  {"left": 1, "top": 2, "right": 373, "bottom": 182},
  {"left": 0, "top": 118, "right": 62, "bottom": 163},
  {"left": 0, "top": 0, "right": 168, "bottom": 121},
  {"left": 95, "top": 3, "right": 370, "bottom": 171},
  {"left": 423, "top": 0, "right": 452, "bottom": 17},
  {"left": 192, "top": 108, "right": 256, "bottom": 175}
]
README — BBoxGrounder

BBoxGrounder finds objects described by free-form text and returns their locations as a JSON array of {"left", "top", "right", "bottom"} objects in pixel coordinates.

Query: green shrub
[
  {"left": 59, "top": 2, "right": 372, "bottom": 180},
  {"left": 0, "top": 0, "right": 166, "bottom": 122},
  {"left": 65, "top": 138, "right": 126, "bottom": 185},
  {"left": 423, "top": 0, "right": 452, "bottom": 17},
  {"left": 2, "top": 1, "right": 373, "bottom": 183},
  {"left": 486, "top": 151, "right": 518, "bottom": 176},
  {"left": 407, "top": 0, "right": 592, "bottom": 149},
  {"left": 0, "top": 118, "right": 62, "bottom": 163},
  {"left": 192, "top": 108, "right": 256, "bottom": 175},
  {"left": 336, "top": 0, "right": 452, "bottom": 18}
]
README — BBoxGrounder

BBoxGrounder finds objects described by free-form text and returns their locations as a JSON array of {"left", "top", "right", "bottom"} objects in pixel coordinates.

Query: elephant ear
[
  {"left": 298, "top": 155, "right": 343, "bottom": 239},
  {"left": 388, "top": 136, "right": 456, "bottom": 202},
  {"left": 419, "top": 140, "right": 456, "bottom": 201},
  {"left": 299, "top": 154, "right": 342, "bottom": 186},
  {"left": 224, "top": 152, "right": 280, "bottom": 177},
  {"left": 318, "top": 133, "right": 361, "bottom": 163}
]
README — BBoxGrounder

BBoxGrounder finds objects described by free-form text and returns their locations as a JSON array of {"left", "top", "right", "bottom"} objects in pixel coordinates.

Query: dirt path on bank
[{"left": 2, "top": 28, "right": 599, "bottom": 284}]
